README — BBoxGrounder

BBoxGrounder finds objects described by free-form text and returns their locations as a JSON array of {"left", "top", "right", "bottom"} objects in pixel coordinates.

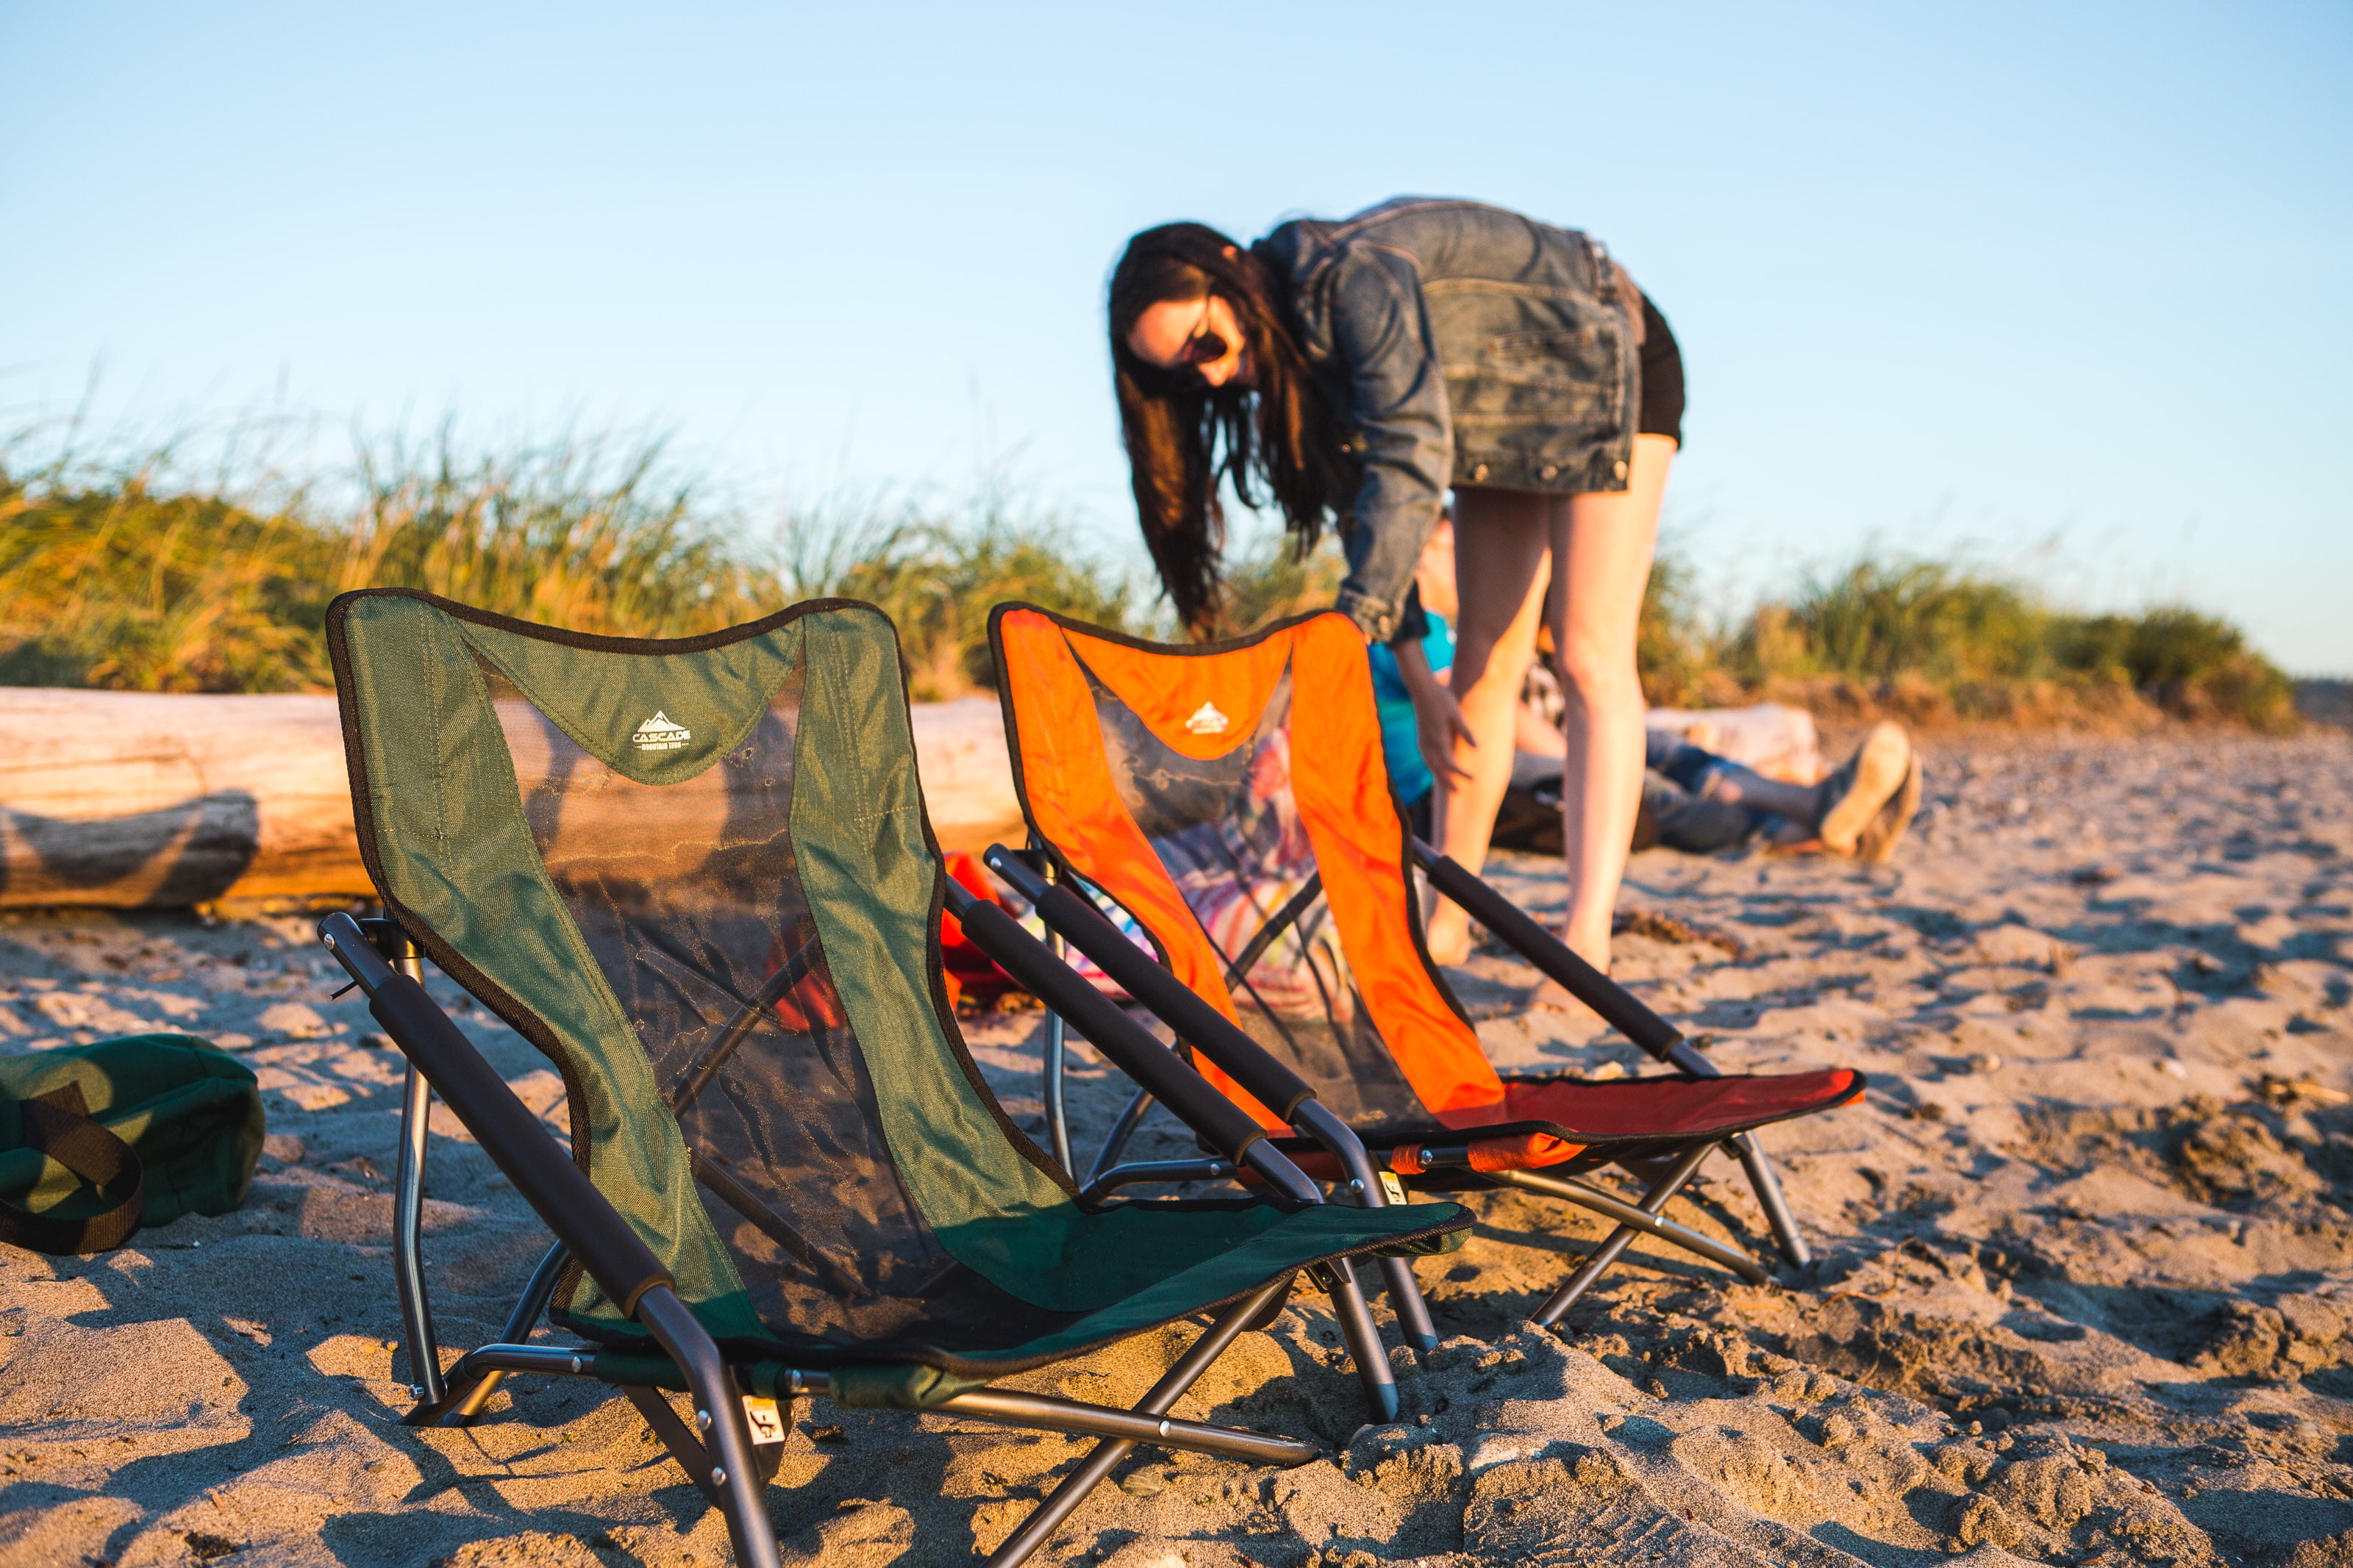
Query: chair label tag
[
  {"left": 743, "top": 1395, "right": 787, "bottom": 1445},
  {"left": 1379, "top": 1171, "right": 1409, "bottom": 1205}
]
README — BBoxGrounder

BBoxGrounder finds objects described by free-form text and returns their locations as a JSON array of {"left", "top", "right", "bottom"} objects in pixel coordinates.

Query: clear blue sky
[{"left": 6, "top": 2, "right": 2349, "bottom": 671}]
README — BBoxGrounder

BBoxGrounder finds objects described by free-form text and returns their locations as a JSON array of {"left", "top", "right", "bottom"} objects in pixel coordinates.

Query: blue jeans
[{"left": 1638, "top": 734, "right": 1761, "bottom": 854}]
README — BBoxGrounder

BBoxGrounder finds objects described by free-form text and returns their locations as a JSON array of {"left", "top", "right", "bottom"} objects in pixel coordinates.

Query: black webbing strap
[{"left": 0, "top": 1083, "right": 145, "bottom": 1255}]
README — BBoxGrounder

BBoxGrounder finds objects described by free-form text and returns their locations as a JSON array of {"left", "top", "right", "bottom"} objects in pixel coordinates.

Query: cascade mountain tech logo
[
  {"left": 632, "top": 711, "right": 692, "bottom": 752},
  {"left": 1184, "top": 701, "right": 1230, "bottom": 736}
]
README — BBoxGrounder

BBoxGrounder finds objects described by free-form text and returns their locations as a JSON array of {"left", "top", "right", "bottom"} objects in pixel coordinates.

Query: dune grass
[
  {"left": 0, "top": 432, "right": 770, "bottom": 692},
  {"left": 1659, "top": 552, "right": 2302, "bottom": 731},
  {"left": 0, "top": 430, "right": 2302, "bottom": 730},
  {"left": 776, "top": 483, "right": 1143, "bottom": 701}
]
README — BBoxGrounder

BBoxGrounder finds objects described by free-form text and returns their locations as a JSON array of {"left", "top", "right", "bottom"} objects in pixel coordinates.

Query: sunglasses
[{"left": 1175, "top": 297, "right": 1229, "bottom": 371}]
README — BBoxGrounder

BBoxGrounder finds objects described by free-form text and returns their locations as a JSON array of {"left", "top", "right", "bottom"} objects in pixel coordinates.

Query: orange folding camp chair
[{"left": 984, "top": 604, "right": 1868, "bottom": 1326}]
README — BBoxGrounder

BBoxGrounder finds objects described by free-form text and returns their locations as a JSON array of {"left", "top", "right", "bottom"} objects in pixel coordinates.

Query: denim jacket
[{"left": 1257, "top": 198, "right": 1640, "bottom": 642}]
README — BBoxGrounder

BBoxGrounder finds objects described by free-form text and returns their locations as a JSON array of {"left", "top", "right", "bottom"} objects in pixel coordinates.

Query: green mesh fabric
[{"left": 330, "top": 590, "right": 1466, "bottom": 1380}]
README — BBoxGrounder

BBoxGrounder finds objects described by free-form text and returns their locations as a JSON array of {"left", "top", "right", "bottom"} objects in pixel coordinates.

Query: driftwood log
[{"left": 0, "top": 690, "right": 1025, "bottom": 909}]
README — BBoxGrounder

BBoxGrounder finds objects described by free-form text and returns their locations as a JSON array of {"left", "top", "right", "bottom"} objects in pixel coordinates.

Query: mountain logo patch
[
  {"left": 632, "top": 711, "right": 692, "bottom": 752},
  {"left": 1184, "top": 701, "right": 1230, "bottom": 736}
]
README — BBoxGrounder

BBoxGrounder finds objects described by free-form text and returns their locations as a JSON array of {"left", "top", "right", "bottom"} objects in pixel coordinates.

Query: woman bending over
[{"left": 1109, "top": 198, "right": 1684, "bottom": 976}]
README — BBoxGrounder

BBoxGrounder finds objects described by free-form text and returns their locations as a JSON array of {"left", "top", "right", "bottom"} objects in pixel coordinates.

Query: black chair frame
[
  {"left": 1000, "top": 837, "right": 1818, "bottom": 1328},
  {"left": 325, "top": 884, "right": 1421, "bottom": 1568}
]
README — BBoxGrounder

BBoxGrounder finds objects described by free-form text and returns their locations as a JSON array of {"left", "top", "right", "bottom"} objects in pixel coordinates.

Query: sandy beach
[{"left": 4, "top": 728, "right": 2352, "bottom": 1567}]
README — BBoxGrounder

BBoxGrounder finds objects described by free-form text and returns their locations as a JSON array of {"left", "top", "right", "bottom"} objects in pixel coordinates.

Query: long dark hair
[{"left": 1109, "top": 223, "right": 1350, "bottom": 635}]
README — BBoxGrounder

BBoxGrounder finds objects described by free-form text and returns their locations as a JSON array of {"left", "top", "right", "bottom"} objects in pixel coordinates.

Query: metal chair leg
[
  {"left": 1087, "top": 1087, "right": 1155, "bottom": 1186},
  {"left": 1318, "top": 1259, "right": 1400, "bottom": 1422},
  {"left": 1288, "top": 1100, "right": 1438, "bottom": 1356},
  {"left": 636, "top": 1288, "right": 781, "bottom": 1568},
  {"left": 1377, "top": 1253, "right": 1440, "bottom": 1356},
  {"left": 1730, "top": 1131, "right": 1809, "bottom": 1267},
  {"left": 427, "top": 1241, "right": 572, "bottom": 1427},
  {"left": 383, "top": 937, "right": 447, "bottom": 1408},
  {"left": 392, "top": 1059, "right": 446, "bottom": 1406},
  {"left": 1532, "top": 1142, "right": 1717, "bottom": 1328},
  {"left": 1035, "top": 851, "right": 1077, "bottom": 1175},
  {"left": 1043, "top": 951, "right": 1074, "bottom": 1175},
  {"left": 1486, "top": 1169, "right": 1768, "bottom": 1284},
  {"left": 499, "top": 1240, "right": 571, "bottom": 1343},
  {"left": 982, "top": 1276, "right": 1293, "bottom": 1568}
]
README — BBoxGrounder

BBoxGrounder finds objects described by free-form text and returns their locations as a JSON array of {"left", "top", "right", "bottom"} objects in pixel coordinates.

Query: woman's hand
[{"left": 1393, "top": 638, "right": 1474, "bottom": 787}]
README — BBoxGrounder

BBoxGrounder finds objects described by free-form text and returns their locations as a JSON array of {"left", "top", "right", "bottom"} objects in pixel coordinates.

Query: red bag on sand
[
  {"left": 765, "top": 928, "right": 849, "bottom": 1034},
  {"left": 938, "top": 852, "right": 1026, "bottom": 1009}
]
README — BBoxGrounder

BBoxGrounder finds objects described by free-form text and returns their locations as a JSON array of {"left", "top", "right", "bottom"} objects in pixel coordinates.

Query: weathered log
[
  {"left": 908, "top": 696, "right": 1029, "bottom": 851},
  {"left": 0, "top": 688, "right": 1024, "bottom": 909},
  {"left": 0, "top": 690, "right": 362, "bottom": 907}
]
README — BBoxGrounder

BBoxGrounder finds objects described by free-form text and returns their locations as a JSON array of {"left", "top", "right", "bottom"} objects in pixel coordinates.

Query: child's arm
[{"left": 1393, "top": 637, "right": 1474, "bottom": 789}]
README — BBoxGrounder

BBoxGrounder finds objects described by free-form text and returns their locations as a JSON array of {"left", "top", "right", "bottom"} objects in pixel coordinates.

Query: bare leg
[
  {"left": 1698, "top": 763, "right": 1820, "bottom": 823},
  {"left": 1423, "top": 493, "right": 1552, "bottom": 964},
  {"left": 1548, "top": 434, "right": 1674, "bottom": 967}
]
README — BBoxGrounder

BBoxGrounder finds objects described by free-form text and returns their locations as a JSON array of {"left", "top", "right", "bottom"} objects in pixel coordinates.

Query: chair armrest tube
[
  {"left": 1413, "top": 841, "right": 1708, "bottom": 1073},
  {"left": 1239, "top": 1142, "right": 1326, "bottom": 1207},
  {"left": 983, "top": 848, "right": 1318, "bottom": 1121},
  {"left": 1290, "top": 1100, "right": 1388, "bottom": 1198},
  {"left": 362, "top": 969, "right": 676, "bottom": 1315},
  {"left": 946, "top": 894, "right": 1273, "bottom": 1170}
]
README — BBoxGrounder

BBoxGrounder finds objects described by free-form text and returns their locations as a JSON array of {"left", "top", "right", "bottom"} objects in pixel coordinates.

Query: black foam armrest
[{"left": 1413, "top": 842, "right": 1715, "bottom": 1078}]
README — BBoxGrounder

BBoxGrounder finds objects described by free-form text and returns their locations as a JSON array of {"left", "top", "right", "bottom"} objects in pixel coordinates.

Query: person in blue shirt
[{"left": 1369, "top": 515, "right": 1457, "bottom": 842}]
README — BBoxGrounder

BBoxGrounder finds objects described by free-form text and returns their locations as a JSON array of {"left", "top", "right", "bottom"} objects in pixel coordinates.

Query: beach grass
[
  {"left": 776, "top": 483, "right": 1143, "bottom": 701},
  {"left": 0, "top": 430, "right": 2302, "bottom": 729},
  {"left": 1654, "top": 551, "right": 2302, "bottom": 731}
]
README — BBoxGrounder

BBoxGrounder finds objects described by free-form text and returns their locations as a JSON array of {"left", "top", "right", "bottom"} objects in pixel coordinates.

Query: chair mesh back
[
  {"left": 329, "top": 591, "right": 1099, "bottom": 1358},
  {"left": 993, "top": 606, "right": 1502, "bottom": 1136},
  {"left": 475, "top": 654, "right": 941, "bottom": 1336}
]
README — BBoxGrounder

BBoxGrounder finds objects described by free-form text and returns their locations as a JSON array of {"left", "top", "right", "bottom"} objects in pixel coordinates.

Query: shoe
[
  {"left": 1857, "top": 752, "right": 1924, "bottom": 864},
  {"left": 1815, "top": 722, "right": 1912, "bottom": 856}
]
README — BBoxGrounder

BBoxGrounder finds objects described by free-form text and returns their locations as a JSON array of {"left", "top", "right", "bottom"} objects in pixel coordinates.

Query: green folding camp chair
[{"left": 317, "top": 589, "right": 1469, "bottom": 1568}]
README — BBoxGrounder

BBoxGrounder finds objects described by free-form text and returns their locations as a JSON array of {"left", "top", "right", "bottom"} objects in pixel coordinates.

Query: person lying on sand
[
  {"left": 1500, "top": 720, "right": 1924, "bottom": 862},
  {"left": 1371, "top": 520, "right": 1922, "bottom": 864}
]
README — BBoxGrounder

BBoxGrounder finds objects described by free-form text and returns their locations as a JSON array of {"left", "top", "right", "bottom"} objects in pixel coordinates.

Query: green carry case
[{"left": 0, "top": 1034, "right": 265, "bottom": 1255}]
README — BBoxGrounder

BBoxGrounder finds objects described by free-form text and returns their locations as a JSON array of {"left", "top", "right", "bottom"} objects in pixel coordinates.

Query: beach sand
[{"left": 4, "top": 730, "right": 2351, "bottom": 1567}]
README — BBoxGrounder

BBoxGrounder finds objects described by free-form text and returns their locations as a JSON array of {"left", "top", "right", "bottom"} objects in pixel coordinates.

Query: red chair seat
[
  {"left": 1465, "top": 1068, "right": 1865, "bottom": 1141},
  {"left": 1364, "top": 1068, "right": 1865, "bottom": 1176}
]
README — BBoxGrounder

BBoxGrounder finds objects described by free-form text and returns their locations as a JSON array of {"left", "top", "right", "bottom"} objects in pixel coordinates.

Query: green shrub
[
  {"left": 2049, "top": 606, "right": 2297, "bottom": 731},
  {"left": 0, "top": 432, "right": 767, "bottom": 692},
  {"left": 1781, "top": 557, "right": 2048, "bottom": 685},
  {"left": 1714, "top": 549, "right": 2298, "bottom": 732},
  {"left": 1635, "top": 547, "right": 1713, "bottom": 705},
  {"left": 336, "top": 432, "right": 769, "bottom": 653}
]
